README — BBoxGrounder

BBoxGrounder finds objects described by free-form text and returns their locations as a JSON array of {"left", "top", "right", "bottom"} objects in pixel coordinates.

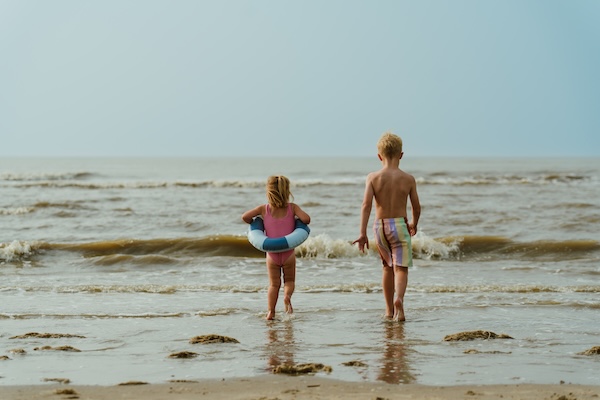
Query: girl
[{"left": 242, "top": 175, "right": 311, "bottom": 320}]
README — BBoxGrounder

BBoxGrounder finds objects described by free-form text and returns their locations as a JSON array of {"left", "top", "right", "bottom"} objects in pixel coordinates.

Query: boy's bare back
[
  {"left": 368, "top": 166, "right": 417, "bottom": 220},
  {"left": 356, "top": 155, "right": 420, "bottom": 251},
  {"left": 354, "top": 132, "right": 421, "bottom": 253}
]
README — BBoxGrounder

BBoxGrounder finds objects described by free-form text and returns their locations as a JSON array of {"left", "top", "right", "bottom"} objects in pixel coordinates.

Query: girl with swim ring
[{"left": 242, "top": 176, "right": 311, "bottom": 320}]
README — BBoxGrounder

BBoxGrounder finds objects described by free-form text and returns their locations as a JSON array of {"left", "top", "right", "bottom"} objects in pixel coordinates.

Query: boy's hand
[
  {"left": 409, "top": 224, "right": 418, "bottom": 236},
  {"left": 352, "top": 235, "right": 369, "bottom": 253}
]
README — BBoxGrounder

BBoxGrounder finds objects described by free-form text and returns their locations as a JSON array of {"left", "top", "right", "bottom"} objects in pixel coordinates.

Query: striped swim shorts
[{"left": 373, "top": 217, "right": 413, "bottom": 268}]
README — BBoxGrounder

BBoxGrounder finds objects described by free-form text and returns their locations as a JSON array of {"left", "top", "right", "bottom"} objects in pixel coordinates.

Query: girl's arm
[
  {"left": 241, "top": 205, "right": 265, "bottom": 224},
  {"left": 292, "top": 203, "right": 311, "bottom": 224}
]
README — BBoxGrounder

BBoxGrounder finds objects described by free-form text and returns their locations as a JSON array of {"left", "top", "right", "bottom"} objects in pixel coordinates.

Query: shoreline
[{"left": 1, "top": 376, "right": 598, "bottom": 400}]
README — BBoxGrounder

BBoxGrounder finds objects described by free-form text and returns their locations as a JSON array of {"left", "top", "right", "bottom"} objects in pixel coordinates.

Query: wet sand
[{"left": 1, "top": 376, "right": 598, "bottom": 400}]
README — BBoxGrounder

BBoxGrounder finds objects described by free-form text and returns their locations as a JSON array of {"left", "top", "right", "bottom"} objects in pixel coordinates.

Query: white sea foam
[
  {"left": 0, "top": 240, "right": 35, "bottom": 262},
  {"left": 296, "top": 232, "right": 460, "bottom": 261},
  {"left": 0, "top": 207, "right": 35, "bottom": 215},
  {"left": 296, "top": 234, "right": 365, "bottom": 258},
  {"left": 412, "top": 232, "right": 461, "bottom": 260}
]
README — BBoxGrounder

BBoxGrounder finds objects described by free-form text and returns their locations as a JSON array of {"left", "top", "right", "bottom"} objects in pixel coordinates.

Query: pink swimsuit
[{"left": 263, "top": 204, "right": 296, "bottom": 266}]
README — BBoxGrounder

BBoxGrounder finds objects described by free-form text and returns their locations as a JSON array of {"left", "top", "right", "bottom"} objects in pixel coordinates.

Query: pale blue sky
[{"left": 1, "top": 0, "right": 599, "bottom": 157}]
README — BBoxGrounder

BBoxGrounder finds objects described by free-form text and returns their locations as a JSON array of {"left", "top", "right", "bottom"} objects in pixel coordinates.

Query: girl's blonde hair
[{"left": 266, "top": 175, "right": 293, "bottom": 209}]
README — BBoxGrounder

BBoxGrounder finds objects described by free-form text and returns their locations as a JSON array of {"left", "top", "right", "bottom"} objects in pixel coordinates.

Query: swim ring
[{"left": 247, "top": 216, "right": 310, "bottom": 253}]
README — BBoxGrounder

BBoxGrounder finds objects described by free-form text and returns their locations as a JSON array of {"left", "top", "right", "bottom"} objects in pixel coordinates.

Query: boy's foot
[
  {"left": 393, "top": 298, "right": 405, "bottom": 322},
  {"left": 284, "top": 297, "right": 293, "bottom": 314},
  {"left": 266, "top": 310, "right": 275, "bottom": 320}
]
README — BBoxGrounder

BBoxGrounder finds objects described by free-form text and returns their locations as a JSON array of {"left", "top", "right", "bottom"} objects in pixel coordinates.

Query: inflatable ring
[{"left": 248, "top": 216, "right": 310, "bottom": 253}]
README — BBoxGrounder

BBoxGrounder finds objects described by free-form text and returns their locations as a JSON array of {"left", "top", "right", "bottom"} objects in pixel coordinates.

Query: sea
[{"left": 1, "top": 156, "right": 599, "bottom": 386}]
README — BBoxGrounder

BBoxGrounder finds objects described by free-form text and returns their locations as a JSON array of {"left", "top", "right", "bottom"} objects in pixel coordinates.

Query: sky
[{"left": 1, "top": 0, "right": 599, "bottom": 157}]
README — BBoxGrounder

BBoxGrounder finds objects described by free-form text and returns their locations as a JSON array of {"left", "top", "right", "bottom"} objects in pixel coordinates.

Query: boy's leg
[
  {"left": 393, "top": 266, "right": 408, "bottom": 321},
  {"left": 266, "top": 259, "right": 282, "bottom": 320},
  {"left": 282, "top": 255, "right": 296, "bottom": 314},
  {"left": 382, "top": 265, "right": 395, "bottom": 319}
]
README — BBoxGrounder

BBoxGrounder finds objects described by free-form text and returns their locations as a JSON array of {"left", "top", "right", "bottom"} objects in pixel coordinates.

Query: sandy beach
[{"left": 1, "top": 376, "right": 599, "bottom": 400}]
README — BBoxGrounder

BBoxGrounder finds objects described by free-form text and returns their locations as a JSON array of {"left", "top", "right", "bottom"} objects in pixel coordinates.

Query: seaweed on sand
[
  {"left": 342, "top": 360, "right": 368, "bottom": 367},
  {"left": 443, "top": 330, "right": 513, "bottom": 341},
  {"left": 577, "top": 346, "right": 600, "bottom": 356},
  {"left": 10, "top": 332, "right": 86, "bottom": 339},
  {"left": 33, "top": 346, "right": 81, "bottom": 352},
  {"left": 273, "top": 363, "right": 332, "bottom": 375},
  {"left": 168, "top": 351, "right": 199, "bottom": 359},
  {"left": 189, "top": 334, "right": 239, "bottom": 344}
]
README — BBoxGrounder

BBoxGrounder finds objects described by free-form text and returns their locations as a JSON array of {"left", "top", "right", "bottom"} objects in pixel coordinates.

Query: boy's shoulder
[
  {"left": 398, "top": 168, "right": 415, "bottom": 179},
  {"left": 367, "top": 168, "right": 416, "bottom": 187},
  {"left": 369, "top": 167, "right": 413, "bottom": 177}
]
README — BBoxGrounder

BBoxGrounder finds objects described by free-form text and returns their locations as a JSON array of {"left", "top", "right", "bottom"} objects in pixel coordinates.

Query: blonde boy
[{"left": 353, "top": 132, "right": 421, "bottom": 321}]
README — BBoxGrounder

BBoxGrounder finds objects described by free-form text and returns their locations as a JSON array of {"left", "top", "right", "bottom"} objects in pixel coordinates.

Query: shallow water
[{"left": 1, "top": 157, "right": 599, "bottom": 385}]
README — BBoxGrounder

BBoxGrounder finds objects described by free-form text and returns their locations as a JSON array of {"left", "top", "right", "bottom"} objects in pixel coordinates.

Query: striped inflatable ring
[{"left": 247, "top": 216, "right": 310, "bottom": 253}]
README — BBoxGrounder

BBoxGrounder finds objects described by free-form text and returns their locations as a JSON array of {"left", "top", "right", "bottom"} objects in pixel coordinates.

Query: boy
[{"left": 353, "top": 132, "right": 421, "bottom": 321}]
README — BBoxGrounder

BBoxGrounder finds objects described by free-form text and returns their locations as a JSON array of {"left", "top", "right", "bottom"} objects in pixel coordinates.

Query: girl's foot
[
  {"left": 266, "top": 310, "right": 275, "bottom": 320},
  {"left": 393, "top": 298, "right": 405, "bottom": 322},
  {"left": 284, "top": 297, "right": 293, "bottom": 314}
]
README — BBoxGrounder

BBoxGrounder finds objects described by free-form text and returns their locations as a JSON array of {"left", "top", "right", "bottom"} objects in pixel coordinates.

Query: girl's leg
[
  {"left": 393, "top": 266, "right": 408, "bottom": 321},
  {"left": 382, "top": 265, "right": 395, "bottom": 319},
  {"left": 282, "top": 254, "right": 296, "bottom": 314},
  {"left": 266, "top": 258, "right": 282, "bottom": 320}
]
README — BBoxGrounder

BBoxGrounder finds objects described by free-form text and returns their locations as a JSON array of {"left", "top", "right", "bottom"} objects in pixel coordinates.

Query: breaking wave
[{"left": 2, "top": 234, "right": 598, "bottom": 265}]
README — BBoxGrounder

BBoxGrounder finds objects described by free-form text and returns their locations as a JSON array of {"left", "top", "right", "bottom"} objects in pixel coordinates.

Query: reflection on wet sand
[
  {"left": 378, "top": 322, "right": 415, "bottom": 384},
  {"left": 265, "top": 320, "right": 296, "bottom": 372}
]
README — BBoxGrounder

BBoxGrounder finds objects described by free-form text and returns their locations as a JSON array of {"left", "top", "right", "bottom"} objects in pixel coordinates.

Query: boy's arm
[
  {"left": 353, "top": 175, "right": 374, "bottom": 252},
  {"left": 408, "top": 178, "right": 421, "bottom": 236},
  {"left": 241, "top": 205, "right": 264, "bottom": 224}
]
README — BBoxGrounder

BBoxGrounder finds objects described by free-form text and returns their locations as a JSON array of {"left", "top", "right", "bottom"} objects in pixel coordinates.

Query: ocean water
[{"left": 1, "top": 156, "right": 599, "bottom": 386}]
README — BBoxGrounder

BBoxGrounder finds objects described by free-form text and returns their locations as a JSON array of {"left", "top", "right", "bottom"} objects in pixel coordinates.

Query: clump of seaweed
[
  {"left": 9, "top": 348, "right": 27, "bottom": 354},
  {"left": 463, "top": 349, "right": 512, "bottom": 354},
  {"left": 55, "top": 388, "right": 77, "bottom": 395},
  {"left": 0, "top": 355, "right": 10, "bottom": 360},
  {"left": 189, "top": 334, "right": 239, "bottom": 344},
  {"left": 168, "top": 351, "right": 199, "bottom": 359},
  {"left": 273, "top": 363, "right": 332, "bottom": 375},
  {"left": 550, "top": 393, "right": 578, "bottom": 400},
  {"left": 43, "top": 378, "right": 71, "bottom": 384},
  {"left": 10, "top": 332, "right": 86, "bottom": 339},
  {"left": 34, "top": 346, "right": 81, "bottom": 352},
  {"left": 118, "top": 381, "right": 148, "bottom": 386},
  {"left": 577, "top": 346, "right": 600, "bottom": 356},
  {"left": 443, "top": 330, "right": 513, "bottom": 341},
  {"left": 342, "top": 360, "right": 368, "bottom": 367}
]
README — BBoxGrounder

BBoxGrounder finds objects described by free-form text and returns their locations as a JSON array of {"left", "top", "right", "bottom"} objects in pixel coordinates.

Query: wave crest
[
  {"left": 0, "top": 172, "right": 93, "bottom": 182},
  {"left": 0, "top": 207, "right": 35, "bottom": 216},
  {"left": 1, "top": 235, "right": 597, "bottom": 265},
  {"left": 0, "top": 240, "right": 37, "bottom": 262}
]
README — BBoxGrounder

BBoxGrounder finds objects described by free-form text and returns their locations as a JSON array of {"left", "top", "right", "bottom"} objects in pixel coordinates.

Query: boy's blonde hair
[
  {"left": 266, "top": 175, "right": 293, "bottom": 209},
  {"left": 377, "top": 132, "right": 403, "bottom": 159}
]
